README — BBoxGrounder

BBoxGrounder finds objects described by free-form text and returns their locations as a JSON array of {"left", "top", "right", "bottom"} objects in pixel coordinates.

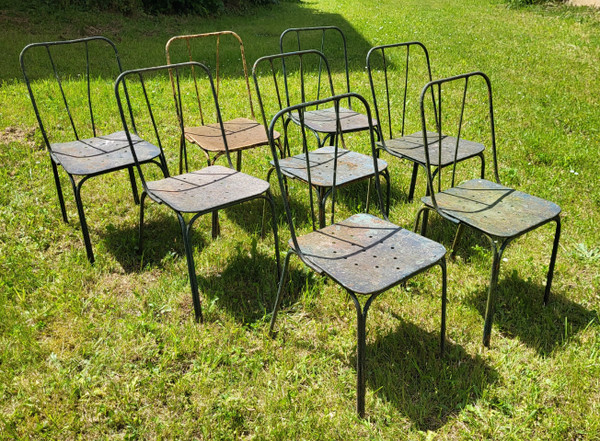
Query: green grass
[{"left": 1, "top": 0, "right": 600, "bottom": 439}]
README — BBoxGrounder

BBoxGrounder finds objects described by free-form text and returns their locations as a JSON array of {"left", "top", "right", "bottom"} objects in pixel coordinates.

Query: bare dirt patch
[
  {"left": 569, "top": 0, "right": 600, "bottom": 6},
  {"left": 0, "top": 126, "right": 38, "bottom": 148}
]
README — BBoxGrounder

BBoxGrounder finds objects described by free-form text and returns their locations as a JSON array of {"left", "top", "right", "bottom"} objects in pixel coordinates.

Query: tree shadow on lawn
[
  {"left": 466, "top": 272, "right": 598, "bottom": 356},
  {"left": 365, "top": 318, "right": 498, "bottom": 431}
]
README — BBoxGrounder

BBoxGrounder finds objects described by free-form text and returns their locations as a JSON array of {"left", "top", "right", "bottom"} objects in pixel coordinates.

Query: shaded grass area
[{"left": 1, "top": 0, "right": 600, "bottom": 439}]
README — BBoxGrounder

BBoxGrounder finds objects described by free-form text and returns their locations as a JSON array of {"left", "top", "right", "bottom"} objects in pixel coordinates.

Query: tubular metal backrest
[
  {"left": 115, "top": 61, "right": 231, "bottom": 195},
  {"left": 20, "top": 36, "right": 134, "bottom": 150},
  {"left": 280, "top": 26, "right": 352, "bottom": 109},
  {"left": 366, "top": 41, "right": 438, "bottom": 141},
  {"left": 252, "top": 49, "right": 336, "bottom": 137},
  {"left": 420, "top": 71, "right": 500, "bottom": 213},
  {"left": 165, "top": 31, "right": 255, "bottom": 124},
  {"left": 266, "top": 92, "right": 385, "bottom": 252}
]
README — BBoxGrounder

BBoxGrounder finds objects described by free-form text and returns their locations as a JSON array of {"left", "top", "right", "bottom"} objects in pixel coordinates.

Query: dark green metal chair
[
  {"left": 253, "top": 49, "right": 390, "bottom": 229},
  {"left": 266, "top": 92, "right": 447, "bottom": 417},
  {"left": 366, "top": 41, "right": 485, "bottom": 202},
  {"left": 20, "top": 36, "right": 166, "bottom": 263},
  {"left": 279, "top": 26, "right": 376, "bottom": 147},
  {"left": 414, "top": 71, "right": 561, "bottom": 347},
  {"left": 115, "top": 61, "right": 280, "bottom": 322}
]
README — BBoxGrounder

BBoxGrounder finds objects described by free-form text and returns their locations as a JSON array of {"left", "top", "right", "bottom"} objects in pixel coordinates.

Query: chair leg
[
  {"left": 70, "top": 175, "right": 94, "bottom": 264},
  {"left": 127, "top": 166, "right": 140, "bottom": 205},
  {"left": 51, "top": 160, "right": 68, "bottom": 223},
  {"left": 211, "top": 211, "right": 220, "bottom": 239},
  {"left": 544, "top": 216, "right": 561, "bottom": 305},
  {"left": 408, "top": 163, "right": 419, "bottom": 202},
  {"left": 348, "top": 291, "right": 378, "bottom": 418},
  {"left": 479, "top": 152, "right": 485, "bottom": 179},
  {"left": 439, "top": 258, "right": 448, "bottom": 355},
  {"left": 269, "top": 250, "right": 293, "bottom": 335},
  {"left": 482, "top": 239, "right": 508, "bottom": 347},
  {"left": 265, "top": 190, "right": 281, "bottom": 280},
  {"left": 177, "top": 213, "right": 203, "bottom": 323},
  {"left": 450, "top": 223, "right": 465, "bottom": 258},
  {"left": 138, "top": 192, "right": 147, "bottom": 254},
  {"left": 318, "top": 187, "right": 327, "bottom": 229},
  {"left": 236, "top": 151, "right": 243, "bottom": 171},
  {"left": 414, "top": 206, "right": 430, "bottom": 237}
]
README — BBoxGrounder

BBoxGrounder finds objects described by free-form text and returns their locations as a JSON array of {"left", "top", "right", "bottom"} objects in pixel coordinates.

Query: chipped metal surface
[
  {"left": 50, "top": 131, "right": 161, "bottom": 176},
  {"left": 293, "top": 213, "right": 446, "bottom": 295},
  {"left": 147, "top": 164, "right": 270, "bottom": 213},
  {"left": 274, "top": 146, "right": 388, "bottom": 188},
  {"left": 423, "top": 178, "right": 562, "bottom": 238},
  {"left": 381, "top": 131, "right": 484, "bottom": 166}
]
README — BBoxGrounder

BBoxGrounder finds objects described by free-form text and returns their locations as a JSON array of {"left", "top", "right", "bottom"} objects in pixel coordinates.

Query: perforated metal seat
[{"left": 292, "top": 213, "right": 446, "bottom": 294}]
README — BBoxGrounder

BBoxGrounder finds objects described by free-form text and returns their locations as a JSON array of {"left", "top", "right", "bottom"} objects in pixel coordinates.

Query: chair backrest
[
  {"left": 114, "top": 61, "right": 230, "bottom": 193},
  {"left": 266, "top": 92, "right": 385, "bottom": 243},
  {"left": 366, "top": 41, "right": 437, "bottom": 141},
  {"left": 420, "top": 71, "right": 500, "bottom": 211},
  {"left": 252, "top": 49, "right": 336, "bottom": 135},
  {"left": 165, "top": 31, "right": 255, "bottom": 124},
  {"left": 20, "top": 36, "right": 131, "bottom": 150},
  {"left": 280, "top": 26, "right": 352, "bottom": 109}
]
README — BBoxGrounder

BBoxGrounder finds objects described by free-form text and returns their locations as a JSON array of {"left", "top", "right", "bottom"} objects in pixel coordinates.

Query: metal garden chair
[
  {"left": 253, "top": 50, "right": 390, "bottom": 229},
  {"left": 20, "top": 36, "right": 166, "bottom": 263},
  {"left": 414, "top": 71, "right": 561, "bottom": 347},
  {"left": 114, "top": 61, "right": 280, "bottom": 322},
  {"left": 165, "top": 31, "right": 277, "bottom": 173},
  {"left": 266, "top": 92, "right": 447, "bottom": 417},
  {"left": 366, "top": 41, "right": 485, "bottom": 202},
  {"left": 279, "top": 26, "right": 377, "bottom": 147}
]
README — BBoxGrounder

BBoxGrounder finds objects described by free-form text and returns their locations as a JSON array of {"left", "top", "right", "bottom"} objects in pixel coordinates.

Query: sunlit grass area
[{"left": 1, "top": 0, "right": 599, "bottom": 439}]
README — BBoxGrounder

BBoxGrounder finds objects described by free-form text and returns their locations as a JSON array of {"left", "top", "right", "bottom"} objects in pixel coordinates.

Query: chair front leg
[
  {"left": 544, "top": 215, "right": 561, "bottom": 305},
  {"left": 482, "top": 237, "right": 510, "bottom": 347},
  {"left": 69, "top": 174, "right": 94, "bottom": 264},
  {"left": 407, "top": 162, "right": 420, "bottom": 202},
  {"left": 177, "top": 212, "right": 203, "bottom": 323},
  {"left": 269, "top": 250, "right": 294, "bottom": 335},
  {"left": 127, "top": 166, "right": 140, "bottom": 205},
  {"left": 439, "top": 257, "right": 448, "bottom": 355},
  {"left": 348, "top": 291, "right": 379, "bottom": 418},
  {"left": 51, "top": 159, "right": 68, "bottom": 223},
  {"left": 138, "top": 191, "right": 147, "bottom": 254}
]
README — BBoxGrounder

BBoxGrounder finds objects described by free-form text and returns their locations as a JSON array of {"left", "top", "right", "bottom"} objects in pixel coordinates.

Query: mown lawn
[{"left": 1, "top": 0, "right": 599, "bottom": 439}]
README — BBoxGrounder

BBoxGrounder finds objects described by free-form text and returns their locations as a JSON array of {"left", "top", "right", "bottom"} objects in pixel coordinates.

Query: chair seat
[
  {"left": 292, "top": 213, "right": 446, "bottom": 295},
  {"left": 380, "top": 131, "right": 484, "bottom": 166},
  {"left": 184, "top": 117, "right": 280, "bottom": 153},
  {"left": 50, "top": 131, "right": 161, "bottom": 176},
  {"left": 146, "top": 164, "right": 270, "bottom": 213},
  {"left": 272, "top": 146, "right": 388, "bottom": 188},
  {"left": 422, "top": 179, "right": 562, "bottom": 238},
  {"left": 291, "top": 107, "right": 377, "bottom": 135}
]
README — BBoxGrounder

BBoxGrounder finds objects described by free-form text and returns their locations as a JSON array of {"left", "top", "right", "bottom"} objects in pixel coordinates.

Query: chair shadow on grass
[
  {"left": 197, "top": 249, "right": 312, "bottom": 324},
  {"left": 364, "top": 317, "right": 498, "bottom": 431},
  {"left": 466, "top": 272, "right": 598, "bottom": 356},
  {"left": 103, "top": 211, "right": 209, "bottom": 273}
]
